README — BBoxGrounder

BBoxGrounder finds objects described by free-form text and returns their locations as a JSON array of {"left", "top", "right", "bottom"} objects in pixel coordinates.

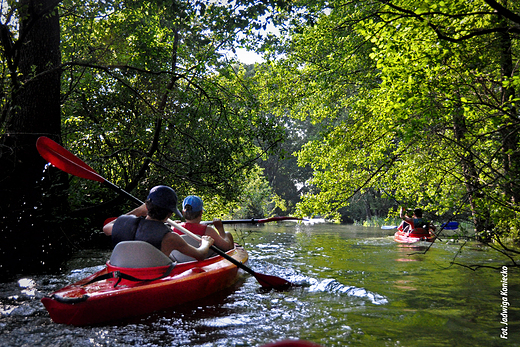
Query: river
[{"left": 0, "top": 222, "right": 518, "bottom": 346}]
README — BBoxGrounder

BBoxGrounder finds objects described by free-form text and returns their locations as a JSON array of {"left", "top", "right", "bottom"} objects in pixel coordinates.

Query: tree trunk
[
  {"left": 0, "top": 0, "right": 65, "bottom": 279},
  {"left": 497, "top": 22, "right": 520, "bottom": 207}
]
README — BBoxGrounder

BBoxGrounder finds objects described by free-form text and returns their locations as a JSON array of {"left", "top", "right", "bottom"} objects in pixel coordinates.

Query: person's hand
[{"left": 201, "top": 235, "right": 214, "bottom": 247}]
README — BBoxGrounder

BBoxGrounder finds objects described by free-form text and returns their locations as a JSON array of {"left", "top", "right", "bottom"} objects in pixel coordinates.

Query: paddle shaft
[
  {"left": 201, "top": 217, "right": 304, "bottom": 225},
  {"left": 166, "top": 221, "right": 260, "bottom": 277},
  {"left": 202, "top": 218, "right": 273, "bottom": 225},
  {"left": 383, "top": 223, "right": 459, "bottom": 230},
  {"left": 36, "top": 136, "right": 292, "bottom": 289}
]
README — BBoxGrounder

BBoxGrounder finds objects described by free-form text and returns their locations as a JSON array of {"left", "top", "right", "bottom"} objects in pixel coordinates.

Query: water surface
[{"left": 1, "top": 223, "right": 518, "bottom": 346}]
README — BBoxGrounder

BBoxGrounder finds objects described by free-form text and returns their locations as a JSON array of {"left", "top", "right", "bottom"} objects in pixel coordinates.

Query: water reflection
[{"left": 395, "top": 244, "right": 430, "bottom": 262}]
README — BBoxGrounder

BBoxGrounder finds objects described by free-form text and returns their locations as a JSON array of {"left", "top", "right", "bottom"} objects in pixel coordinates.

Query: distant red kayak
[
  {"left": 42, "top": 242, "right": 248, "bottom": 326},
  {"left": 394, "top": 229, "right": 436, "bottom": 243}
]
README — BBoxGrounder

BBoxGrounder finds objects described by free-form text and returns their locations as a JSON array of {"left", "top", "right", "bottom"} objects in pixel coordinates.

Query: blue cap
[
  {"left": 182, "top": 195, "right": 204, "bottom": 212},
  {"left": 147, "top": 185, "right": 182, "bottom": 218}
]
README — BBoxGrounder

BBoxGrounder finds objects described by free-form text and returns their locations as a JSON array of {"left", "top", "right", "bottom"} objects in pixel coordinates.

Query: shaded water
[{"left": 1, "top": 223, "right": 518, "bottom": 346}]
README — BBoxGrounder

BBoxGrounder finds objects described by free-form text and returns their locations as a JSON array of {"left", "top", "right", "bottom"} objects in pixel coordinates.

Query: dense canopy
[
  {"left": 1, "top": 0, "right": 519, "bottom": 276},
  {"left": 256, "top": 0, "right": 520, "bottom": 241}
]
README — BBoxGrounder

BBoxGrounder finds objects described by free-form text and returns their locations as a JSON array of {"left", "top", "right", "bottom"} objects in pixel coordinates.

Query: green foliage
[
  {"left": 54, "top": 0, "right": 289, "bottom": 216},
  {"left": 4, "top": 0, "right": 520, "bottom": 245},
  {"left": 212, "top": 165, "right": 286, "bottom": 219},
  {"left": 257, "top": 0, "right": 520, "bottom": 239},
  {"left": 258, "top": 116, "right": 320, "bottom": 215}
]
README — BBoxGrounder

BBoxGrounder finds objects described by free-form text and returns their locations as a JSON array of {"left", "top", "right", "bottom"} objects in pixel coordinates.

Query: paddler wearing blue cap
[{"left": 172, "top": 195, "right": 234, "bottom": 251}]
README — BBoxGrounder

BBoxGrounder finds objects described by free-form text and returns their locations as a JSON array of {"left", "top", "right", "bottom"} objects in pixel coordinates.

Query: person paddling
[
  {"left": 398, "top": 207, "right": 434, "bottom": 234},
  {"left": 103, "top": 186, "right": 214, "bottom": 260},
  {"left": 173, "top": 195, "right": 234, "bottom": 251}
]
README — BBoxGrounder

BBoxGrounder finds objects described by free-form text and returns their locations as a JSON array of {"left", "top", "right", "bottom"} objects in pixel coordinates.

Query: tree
[
  {"left": 259, "top": 116, "right": 318, "bottom": 215},
  {"left": 258, "top": 0, "right": 520, "bottom": 243},
  {"left": 57, "top": 0, "right": 287, "bottom": 215},
  {"left": 0, "top": 0, "right": 67, "bottom": 278},
  {"left": 0, "top": 0, "right": 293, "bottom": 277}
]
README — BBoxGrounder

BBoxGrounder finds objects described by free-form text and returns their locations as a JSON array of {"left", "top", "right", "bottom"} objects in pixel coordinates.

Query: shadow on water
[{"left": 1, "top": 222, "right": 519, "bottom": 346}]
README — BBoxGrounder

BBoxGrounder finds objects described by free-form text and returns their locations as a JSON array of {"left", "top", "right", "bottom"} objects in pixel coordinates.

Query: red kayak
[
  {"left": 394, "top": 228, "right": 436, "bottom": 243},
  {"left": 42, "top": 241, "right": 248, "bottom": 326}
]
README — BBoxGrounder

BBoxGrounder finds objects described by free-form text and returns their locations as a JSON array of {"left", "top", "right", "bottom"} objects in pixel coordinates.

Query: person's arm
[
  {"left": 126, "top": 203, "right": 148, "bottom": 217},
  {"left": 161, "top": 233, "right": 214, "bottom": 260},
  {"left": 205, "top": 219, "right": 234, "bottom": 251},
  {"left": 102, "top": 203, "right": 148, "bottom": 236},
  {"left": 399, "top": 207, "right": 412, "bottom": 223}
]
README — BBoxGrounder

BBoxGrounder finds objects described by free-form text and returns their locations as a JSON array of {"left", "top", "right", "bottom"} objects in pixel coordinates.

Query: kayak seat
[
  {"left": 170, "top": 235, "right": 217, "bottom": 263},
  {"left": 110, "top": 241, "right": 174, "bottom": 268}
]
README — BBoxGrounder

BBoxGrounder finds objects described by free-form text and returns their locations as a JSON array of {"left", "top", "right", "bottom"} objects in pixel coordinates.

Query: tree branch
[{"left": 484, "top": 0, "right": 520, "bottom": 25}]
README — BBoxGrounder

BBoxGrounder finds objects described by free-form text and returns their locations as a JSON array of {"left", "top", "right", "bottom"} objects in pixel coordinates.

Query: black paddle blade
[{"left": 254, "top": 273, "right": 295, "bottom": 290}]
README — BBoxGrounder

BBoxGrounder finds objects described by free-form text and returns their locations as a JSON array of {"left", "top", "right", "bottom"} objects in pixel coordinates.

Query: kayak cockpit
[{"left": 110, "top": 240, "right": 173, "bottom": 268}]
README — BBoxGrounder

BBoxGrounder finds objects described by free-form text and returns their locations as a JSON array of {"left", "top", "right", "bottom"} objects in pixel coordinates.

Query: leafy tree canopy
[
  {"left": 52, "top": 0, "right": 293, "bottom": 219},
  {"left": 256, "top": 0, "right": 520, "bottom": 240}
]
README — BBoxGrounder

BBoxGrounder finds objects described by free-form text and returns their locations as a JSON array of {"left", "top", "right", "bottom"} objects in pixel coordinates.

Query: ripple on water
[
  {"left": 66, "top": 265, "right": 105, "bottom": 282},
  {"left": 246, "top": 257, "right": 388, "bottom": 306},
  {"left": 307, "top": 278, "right": 388, "bottom": 305},
  {"left": 202, "top": 316, "right": 252, "bottom": 328}
]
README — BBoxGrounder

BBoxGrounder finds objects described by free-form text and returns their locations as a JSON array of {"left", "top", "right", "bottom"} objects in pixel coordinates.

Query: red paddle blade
[
  {"left": 36, "top": 136, "right": 104, "bottom": 182},
  {"left": 255, "top": 273, "right": 294, "bottom": 290}
]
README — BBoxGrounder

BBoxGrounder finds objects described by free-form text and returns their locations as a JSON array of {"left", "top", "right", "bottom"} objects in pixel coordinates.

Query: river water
[{"left": 0, "top": 222, "right": 518, "bottom": 346}]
